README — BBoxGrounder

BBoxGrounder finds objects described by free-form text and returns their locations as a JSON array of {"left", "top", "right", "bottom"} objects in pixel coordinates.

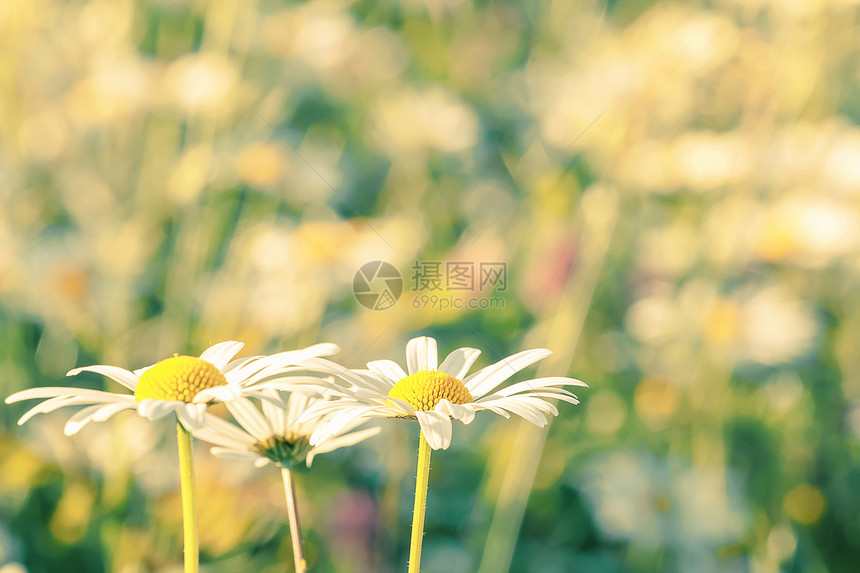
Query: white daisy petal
[
  {"left": 221, "top": 356, "right": 259, "bottom": 376},
  {"left": 351, "top": 370, "right": 398, "bottom": 392},
  {"left": 138, "top": 399, "right": 180, "bottom": 421},
  {"left": 503, "top": 395, "right": 559, "bottom": 416},
  {"left": 7, "top": 387, "right": 133, "bottom": 403},
  {"left": 261, "top": 343, "right": 341, "bottom": 372},
  {"left": 295, "top": 399, "right": 348, "bottom": 422},
  {"left": 92, "top": 401, "right": 139, "bottom": 422},
  {"left": 225, "top": 397, "right": 272, "bottom": 441},
  {"left": 435, "top": 399, "right": 476, "bottom": 424},
  {"left": 194, "top": 385, "right": 241, "bottom": 403},
  {"left": 177, "top": 403, "right": 208, "bottom": 430},
  {"left": 496, "top": 376, "right": 588, "bottom": 397},
  {"left": 13, "top": 393, "right": 134, "bottom": 425},
  {"left": 132, "top": 365, "right": 152, "bottom": 377},
  {"left": 16, "top": 397, "right": 90, "bottom": 425},
  {"left": 261, "top": 389, "right": 288, "bottom": 431},
  {"left": 223, "top": 358, "right": 273, "bottom": 386},
  {"left": 308, "top": 408, "right": 365, "bottom": 445},
  {"left": 63, "top": 402, "right": 138, "bottom": 435},
  {"left": 318, "top": 426, "right": 382, "bottom": 452},
  {"left": 284, "top": 391, "right": 310, "bottom": 430},
  {"left": 298, "top": 358, "right": 391, "bottom": 393},
  {"left": 210, "top": 448, "right": 261, "bottom": 463},
  {"left": 416, "top": 410, "right": 452, "bottom": 450},
  {"left": 385, "top": 397, "right": 417, "bottom": 416},
  {"left": 352, "top": 388, "right": 390, "bottom": 405},
  {"left": 438, "top": 348, "right": 481, "bottom": 379},
  {"left": 66, "top": 365, "right": 139, "bottom": 392},
  {"left": 306, "top": 426, "right": 381, "bottom": 466},
  {"left": 199, "top": 341, "right": 246, "bottom": 371},
  {"left": 366, "top": 404, "right": 407, "bottom": 418},
  {"left": 193, "top": 415, "right": 256, "bottom": 449},
  {"left": 245, "top": 375, "right": 339, "bottom": 391},
  {"left": 475, "top": 397, "right": 549, "bottom": 426},
  {"left": 327, "top": 414, "right": 379, "bottom": 437},
  {"left": 467, "top": 401, "right": 512, "bottom": 418},
  {"left": 366, "top": 360, "right": 408, "bottom": 384},
  {"left": 64, "top": 404, "right": 110, "bottom": 435},
  {"left": 309, "top": 406, "right": 372, "bottom": 446},
  {"left": 508, "top": 391, "right": 581, "bottom": 405},
  {"left": 407, "top": 336, "right": 438, "bottom": 374},
  {"left": 197, "top": 342, "right": 343, "bottom": 397},
  {"left": 464, "top": 349, "right": 553, "bottom": 398}
]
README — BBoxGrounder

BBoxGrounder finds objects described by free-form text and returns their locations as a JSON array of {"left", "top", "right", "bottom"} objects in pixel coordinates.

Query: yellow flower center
[
  {"left": 134, "top": 355, "right": 227, "bottom": 402},
  {"left": 387, "top": 370, "right": 472, "bottom": 411},
  {"left": 255, "top": 432, "right": 312, "bottom": 467}
]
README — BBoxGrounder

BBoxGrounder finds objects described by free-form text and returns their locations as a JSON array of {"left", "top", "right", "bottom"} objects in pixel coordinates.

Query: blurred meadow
[{"left": 2, "top": 0, "right": 860, "bottom": 571}]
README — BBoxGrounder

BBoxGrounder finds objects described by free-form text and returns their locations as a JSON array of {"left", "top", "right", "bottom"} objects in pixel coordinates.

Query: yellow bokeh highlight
[
  {"left": 50, "top": 481, "right": 96, "bottom": 544},
  {"left": 291, "top": 220, "right": 362, "bottom": 265},
  {"left": 534, "top": 442, "right": 568, "bottom": 490},
  {"left": 236, "top": 143, "right": 286, "bottom": 187},
  {"left": 157, "top": 473, "right": 255, "bottom": 557},
  {"left": 634, "top": 377, "right": 679, "bottom": 424},
  {"left": 51, "top": 266, "right": 88, "bottom": 304},
  {"left": 0, "top": 446, "right": 46, "bottom": 494},
  {"left": 702, "top": 298, "right": 742, "bottom": 346},
  {"left": 167, "top": 146, "right": 212, "bottom": 205},
  {"left": 754, "top": 215, "right": 797, "bottom": 262},
  {"left": 784, "top": 484, "right": 826, "bottom": 525}
]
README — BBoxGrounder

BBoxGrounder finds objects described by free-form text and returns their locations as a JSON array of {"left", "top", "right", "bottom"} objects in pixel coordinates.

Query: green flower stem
[
  {"left": 281, "top": 467, "right": 308, "bottom": 573},
  {"left": 408, "top": 431, "right": 432, "bottom": 573},
  {"left": 176, "top": 420, "right": 199, "bottom": 573}
]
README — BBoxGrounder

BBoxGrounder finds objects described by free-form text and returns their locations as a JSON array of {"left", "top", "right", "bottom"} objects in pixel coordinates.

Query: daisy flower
[
  {"left": 5, "top": 340, "right": 339, "bottom": 573},
  {"left": 286, "top": 335, "right": 586, "bottom": 573},
  {"left": 191, "top": 389, "right": 379, "bottom": 573},
  {"left": 192, "top": 389, "right": 380, "bottom": 469},
  {"left": 5, "top": 341, "right": 339, "bottom": 434},
  {"left": 297, "top": 336, "right": 587, "bottom": 450}
]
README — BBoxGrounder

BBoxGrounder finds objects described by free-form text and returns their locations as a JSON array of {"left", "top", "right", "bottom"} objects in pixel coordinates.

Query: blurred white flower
[
  {"left": 823, "top": 128, "right": 860, "bottom": 192},
  {"left": 161, "top": 52, "right": 239, "bottom": 114},
  {"left": 66, "top": 55, "right": 152, "bottom": 126},
  {"left": 200, "top": 217, "right": 423, "bottom": 338},
  {"left": 753, "top": 195, "right": 860, "bottom": 267},
  {"left": 261, "top": 5, "right": 406, "bottom": 93},
  {"left": 580, "top": 451, "right": 673, "bottom": 547},
  {"left": 369, "top": 87, "right": 479, "bottom": 155},
  {"left": 579, "top": 451, "right": 748, "bottom": 550},
  {"left": 670, "top": 131, "right": 752, "bottom": 190},
  {"left": 627, "top": 282, "right": 818, "bottom": 366},
  {"left": 738, "top": 285, "right": 818, "bottom": 365}
]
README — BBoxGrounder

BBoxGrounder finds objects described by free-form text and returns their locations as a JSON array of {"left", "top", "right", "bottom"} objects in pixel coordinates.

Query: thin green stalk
[
  {"left": 408, "top": 431, "right": 432, "bottom": 573},
  {"left": 176, "top": 420, "right": 199, "bottom": 573},
  {"left": 281, "top": 467, "right": 308, "bottom": 573}
]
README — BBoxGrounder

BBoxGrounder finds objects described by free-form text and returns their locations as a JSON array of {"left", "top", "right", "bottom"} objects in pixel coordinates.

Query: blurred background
[{"left": 1, "top": 0, "right": 859, "bottom": 571}]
